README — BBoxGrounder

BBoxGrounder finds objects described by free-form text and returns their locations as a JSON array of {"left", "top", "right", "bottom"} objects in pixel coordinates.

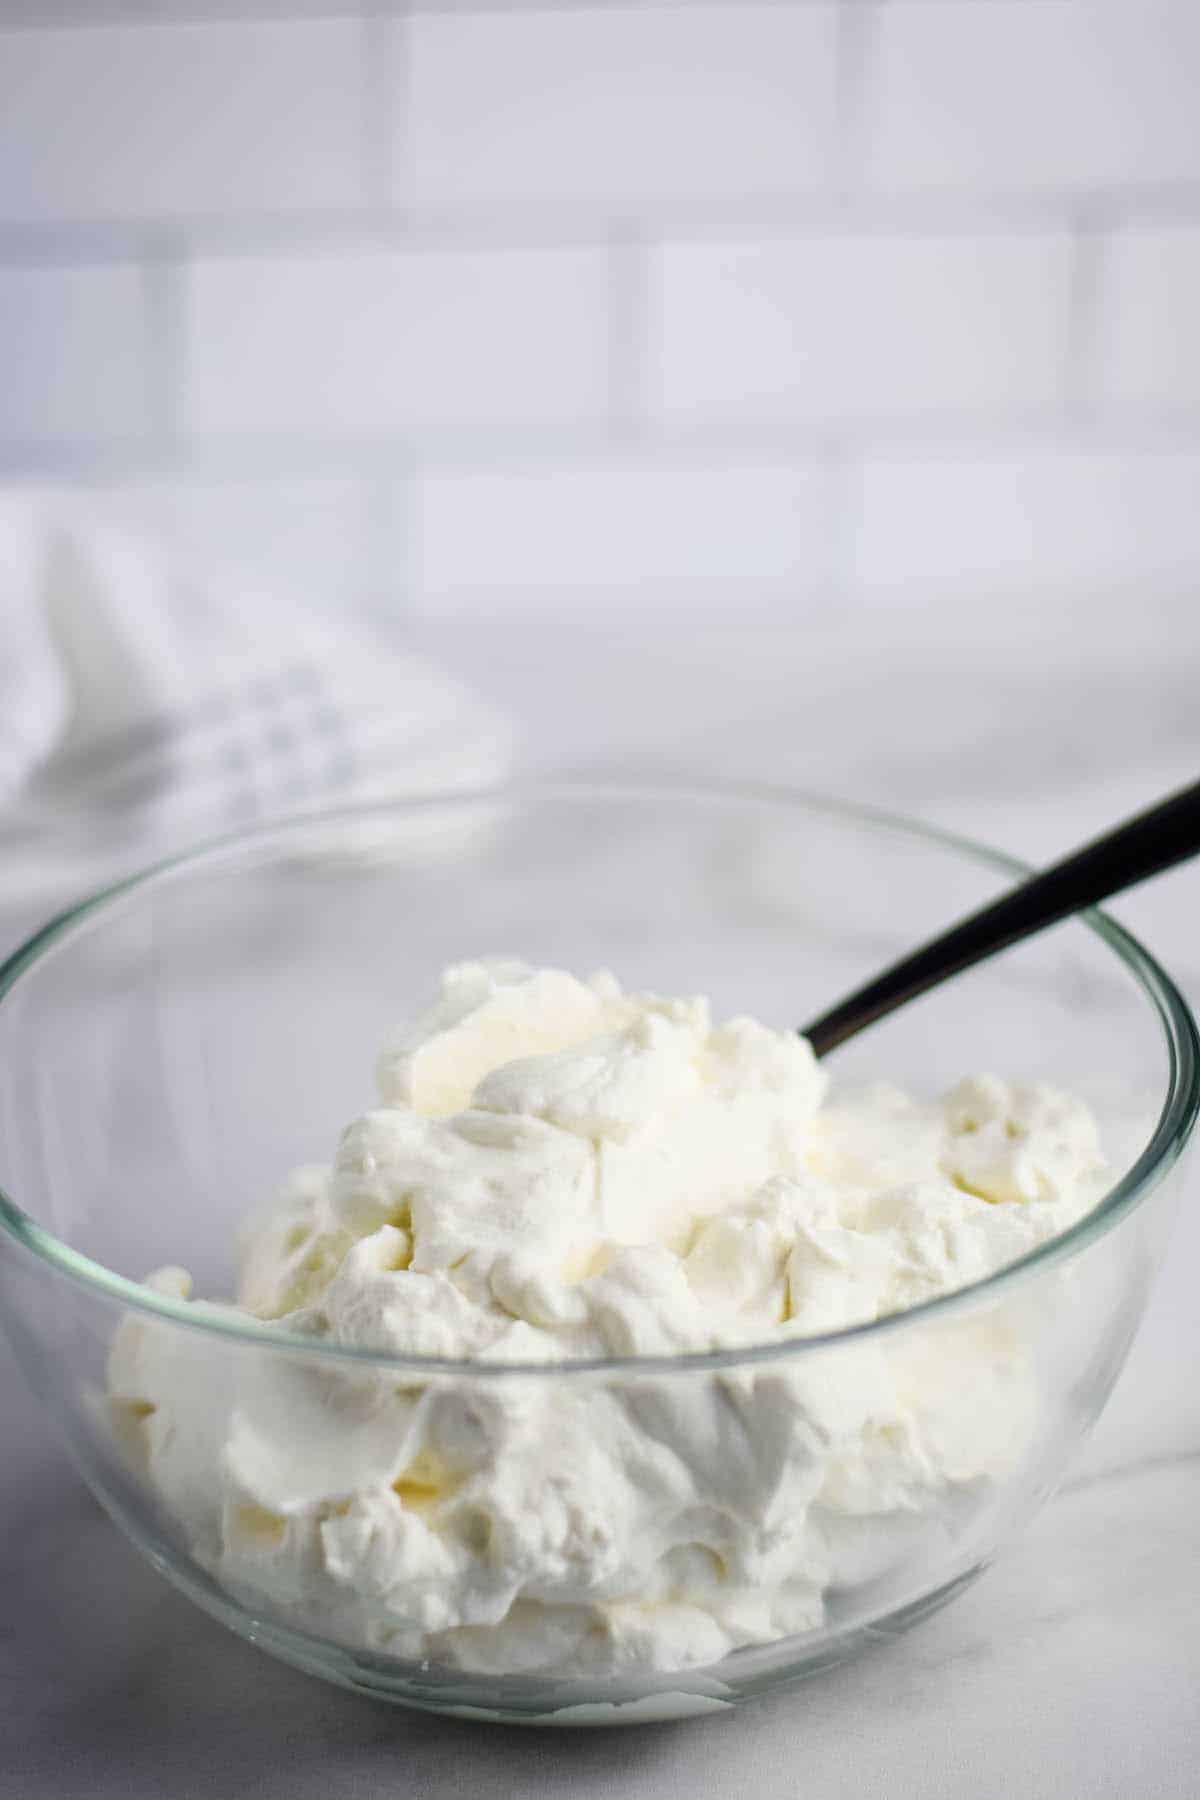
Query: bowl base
[{"left": 103, "top": 1474, "right": 990, "bottom": 1726}]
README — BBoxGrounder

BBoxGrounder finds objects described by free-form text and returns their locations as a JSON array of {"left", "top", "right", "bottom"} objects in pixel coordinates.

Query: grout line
[
  {"left": 140, "top": 236, "right": 186, "bottom": 452},
  {"left": 606, "top": 223, "right": 650, "bottom": 443},
  {"left": 0, "top": 227, "right": 169, "bottom": 267},
  {"left": 821, "top": 443, "right": 859, "bottom": 605},
  {"left": 361, "top": 6, "right": 396, "bottom": 214},
  {"left": 1063, "top": 209, "right": 1107, "bottom": 426},
  {"left": 396, "top": 463, "right": 419, "bottom": 616},
  {"left": 0, "top": 4, "right": 365, "bottom": 27},
  {"left": 833, "top": 0, "right": 882, "bottom": 203},
  {"left": 363, "top": 465, "right": 404, "bottom": 623},
  {"left": 5, "top": 417, "right": 1200, "bottom": 486},
  {"left": 6, "top": 187, "right": 1200, "bottom": 263},
  {"left": 0, "top": 0, "right": 915, "bottom": 25},
  {"left": 404, "top": 0, "right": 902, "bottom": 9},
  {"left": 0, "top": 4, "right": 150, "bottom": 28}
]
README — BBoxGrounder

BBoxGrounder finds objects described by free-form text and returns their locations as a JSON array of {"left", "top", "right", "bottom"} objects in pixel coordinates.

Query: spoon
[{"left": 801, "top": 777, "right": 1200, "bottom": 1058}]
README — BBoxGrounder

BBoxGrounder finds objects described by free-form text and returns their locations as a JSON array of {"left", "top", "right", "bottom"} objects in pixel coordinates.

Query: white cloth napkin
[{"left": 0, "top": 493, "right": 512, "bottom": 922}]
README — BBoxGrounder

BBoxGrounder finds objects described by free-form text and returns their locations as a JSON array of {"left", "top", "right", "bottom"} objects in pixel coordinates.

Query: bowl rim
[{"left": 1, "top": 772, "right": 1196, "bottom": 1378}]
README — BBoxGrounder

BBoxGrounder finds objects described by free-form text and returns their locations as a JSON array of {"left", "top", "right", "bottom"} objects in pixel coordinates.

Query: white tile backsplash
[
  {"left": 864, "top": 1, "right": 1200, "bottom": 194},
  {"left": 402, "top": 7, "right": 840, "bottom": 213},
  {"left": 1094, "top": 226, "right": 1200, "bottom": 415},
  {"left": 0, "top": 3, "right": 1198, "bottom": 617},
  {"left": 0, "top": 263, "right": 151, "bottom": 446},
  {"left": 416, "top": 459, "right": 833, "bottom": 603},
  {"left": 650, "top": 231, "right": 1074, "bottom": 425},
  {"left": 853, "top": 449, "right": 1200, "bottom": 589},
  {"left": 0, "top": 20, "right": 365, "bottom": 223},
  {"left": 182, "top": 244, "right": 613, "bottom": 439}
]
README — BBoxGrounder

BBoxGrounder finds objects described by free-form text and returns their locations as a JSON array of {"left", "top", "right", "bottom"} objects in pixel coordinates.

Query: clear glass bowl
[{"left": 0, "top": 779, "right": 1196, "bottom": 1726}]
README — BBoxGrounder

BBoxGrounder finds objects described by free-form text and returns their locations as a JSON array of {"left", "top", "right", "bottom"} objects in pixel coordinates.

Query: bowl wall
[{"left": 0, "top": 783, "right": 1193, "bottom": 1722}]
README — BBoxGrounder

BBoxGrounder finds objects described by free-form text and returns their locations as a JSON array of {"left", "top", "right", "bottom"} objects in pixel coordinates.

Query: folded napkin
[{"left": 0, "top": 493, "right": 512, "bottom": 923}]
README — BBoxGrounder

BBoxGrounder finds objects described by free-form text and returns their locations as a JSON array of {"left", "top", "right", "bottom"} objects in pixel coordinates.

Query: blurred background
[{"left": 1, "top": 1, "right": 1198, "bottom": 940}]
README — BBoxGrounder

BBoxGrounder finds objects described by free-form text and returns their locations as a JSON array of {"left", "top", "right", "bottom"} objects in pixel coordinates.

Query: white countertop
[{"left": 2, "top": 599, "right": 1198, "bottom": 1797}]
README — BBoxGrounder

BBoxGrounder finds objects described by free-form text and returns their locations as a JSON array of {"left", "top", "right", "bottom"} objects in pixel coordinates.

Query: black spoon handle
[{"left": 801, "top": 777, "right": 1200, "bottom": 1059}]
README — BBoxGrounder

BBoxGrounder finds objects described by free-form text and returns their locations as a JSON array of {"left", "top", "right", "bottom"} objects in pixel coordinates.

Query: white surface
[{"left": 2, "top": 606, "right": 1199, "bottom": 1794}]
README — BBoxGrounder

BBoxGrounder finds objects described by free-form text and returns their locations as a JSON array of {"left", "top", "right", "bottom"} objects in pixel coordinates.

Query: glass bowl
[{"left": 0, "top": 778, "right": 1195, "bottom": 1726}]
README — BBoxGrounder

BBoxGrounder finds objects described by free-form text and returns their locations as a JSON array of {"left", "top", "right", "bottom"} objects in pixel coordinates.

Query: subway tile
[
  {"left": 0, "top": 263, "right": 151, "bottom": 445},
  {"left": 0, "top": 4, "right": 154, "bottom": 19},
  {"left": 401, "top": 6, "right": 839, "bottom": 213},
  {"left": 0, "top": 20, "right": 364, "bottom": 223},
  {"left": 182, "top": 245, "right": 611, "bottom": 437},
  {"left": 1094, "top": 226, "right": 1200, "bottom": 414},
  {"left": 864, "top": 1, "right": 1200, "bottom": 193},
  {"left": 650, "top": 232, "right": 1073, "bottom": 424},
  {"left": 415, "top": 458, "right": 832, "bottom": 603},
  {"left": 145, "top": 4, "right": 361, "bottom": 14},
  {"left": 853, "top": 450, "right": 1200, "bottom": 588}
]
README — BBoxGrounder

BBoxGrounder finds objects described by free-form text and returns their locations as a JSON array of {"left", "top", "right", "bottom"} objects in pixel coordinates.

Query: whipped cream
[{"left": 109, "top": 961, "right": 1110, "bottom": 1676}]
